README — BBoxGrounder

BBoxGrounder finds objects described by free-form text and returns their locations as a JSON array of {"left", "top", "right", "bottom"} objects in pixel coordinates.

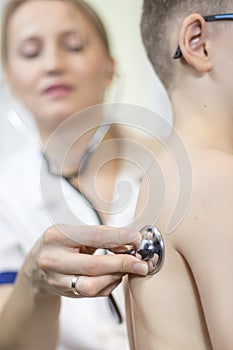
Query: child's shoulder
[{"left": 173, "top": 148, "right": 233, "bottom": 249}]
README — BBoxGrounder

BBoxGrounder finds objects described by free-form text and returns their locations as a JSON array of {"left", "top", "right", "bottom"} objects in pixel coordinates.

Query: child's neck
[
  {"left": 173, "top": 115, "right": 233, "bottom": 155},
  {"left": 171, "top": 88, "right": 233, "bottom": 155}
]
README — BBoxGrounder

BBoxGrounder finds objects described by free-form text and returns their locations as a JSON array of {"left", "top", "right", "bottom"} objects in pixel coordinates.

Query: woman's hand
[{"left": 23, "top": 224, "right": 148, "bottom": 298}]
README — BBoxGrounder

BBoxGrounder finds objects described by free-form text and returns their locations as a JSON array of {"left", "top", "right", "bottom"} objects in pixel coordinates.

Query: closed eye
[
  {"left": 20, "top": 50, "right": 40, "bottom": 59},
  {"left": 62, "top": 30, "right": 86, "bottom": 53},
  {"left": 66, "top": 43, "right": 84, "bottom": 52},
  {"left": 18, "top": 37, "right": 41, "bottom": 59}
]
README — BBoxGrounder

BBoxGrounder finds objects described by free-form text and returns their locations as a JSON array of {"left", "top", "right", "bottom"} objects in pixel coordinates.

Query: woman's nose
[{"left": 43, "top": 43, "right": 66, "bottom": 75}]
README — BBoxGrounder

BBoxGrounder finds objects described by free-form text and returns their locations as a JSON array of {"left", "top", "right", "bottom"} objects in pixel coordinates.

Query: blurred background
[{"left": 0, "top": 0, "right": 172, "bottom": 155}]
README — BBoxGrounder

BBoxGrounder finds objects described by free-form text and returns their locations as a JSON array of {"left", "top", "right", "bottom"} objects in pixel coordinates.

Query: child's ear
[{"left": 178, "top": 13, "right": 212, "bottom": 72}]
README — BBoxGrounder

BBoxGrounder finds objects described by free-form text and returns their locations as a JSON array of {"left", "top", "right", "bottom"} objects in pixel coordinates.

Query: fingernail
[{"left": 133, "top": 262, "right": 148, "bottom": 276}]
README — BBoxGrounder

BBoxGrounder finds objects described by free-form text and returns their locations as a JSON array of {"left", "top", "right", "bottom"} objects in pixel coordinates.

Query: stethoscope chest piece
[{"left": 137, "top": 225, "right": 165, "bottom": 274}]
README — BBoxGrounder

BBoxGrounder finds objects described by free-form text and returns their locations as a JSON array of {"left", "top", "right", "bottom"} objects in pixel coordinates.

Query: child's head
[{"left": 141, "top": 1, "right": 233, "bottom": 91}]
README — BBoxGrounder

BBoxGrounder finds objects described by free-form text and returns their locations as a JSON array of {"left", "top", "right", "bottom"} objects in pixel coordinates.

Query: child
[{"left": 127, "top": 1, "right": 233, "bottom": 349}]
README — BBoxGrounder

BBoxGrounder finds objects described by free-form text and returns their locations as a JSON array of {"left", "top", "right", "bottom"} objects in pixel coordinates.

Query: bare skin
[
  {"left": 127, "top": 11, "right": 233, "bottom": 350},
  {"left": 127, "top": 146, "right": 233, "bottom": 350}
]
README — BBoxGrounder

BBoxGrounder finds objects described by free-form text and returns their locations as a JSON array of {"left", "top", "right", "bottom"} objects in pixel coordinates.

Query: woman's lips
[{"left": 44, "top": 85, "right": 73, "bottom": 99}]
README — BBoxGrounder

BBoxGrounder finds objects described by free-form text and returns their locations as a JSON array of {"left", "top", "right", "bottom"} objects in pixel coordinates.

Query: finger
[
  {"left": 55, "top": 274, "right": 122, "bottom": 298},
  {"left": 97, "top": 280, "right": 122, "bottom": 297},
  {"left": 73, "top": 274, "right": 123, "bottom": 297},
  {"left": 53, "top": 224, "right": 142, "bottom": 248},
  {"left": 38, "top": 248, "right": 148, "bottom": 276}
]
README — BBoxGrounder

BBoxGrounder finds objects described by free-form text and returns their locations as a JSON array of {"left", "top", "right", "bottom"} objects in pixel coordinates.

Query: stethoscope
[
  {"left": 126, "top": 225, "right": 164, "bottom": 274},
  {"left": 64, "top": 174, "right": 165, "bottom": 269},
  {"left": 56, "top": 123, "right": 165, "bottom": 275},
  {"left": 5, "top": 105, "right": 165, "bottom": 323},
  {"left": 3, "top": 85, "right": 165, "bottom": 322},
  {"left": 63, "top": 174, "right": 164, "bottom": 325},
  {"left": 52, "top": 124, "right": 165, "bottom": 325},
  {"left": 1, "top": 82, "right": 165, "bottom": 274}
]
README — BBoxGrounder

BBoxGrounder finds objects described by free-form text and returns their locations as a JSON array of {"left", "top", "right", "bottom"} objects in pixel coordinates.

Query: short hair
[
  {"left": 1, "top": 0, "right": 111, "bottom": 71},
  {"left": 141, "top": 0, "right": 232, "bottom": 89}
]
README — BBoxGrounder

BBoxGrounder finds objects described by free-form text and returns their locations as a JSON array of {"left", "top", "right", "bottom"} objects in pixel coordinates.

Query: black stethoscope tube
[{"left": 64, "top": 176, "right": 123, "bottom": 324}]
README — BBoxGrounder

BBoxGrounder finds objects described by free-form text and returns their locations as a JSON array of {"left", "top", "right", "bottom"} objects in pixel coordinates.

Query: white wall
[
  {"left": 0, "top": 0, "right": 172, "bottom": 155},
  {"left": 87, "top": 0, "right": 171, "bottom": 116}
]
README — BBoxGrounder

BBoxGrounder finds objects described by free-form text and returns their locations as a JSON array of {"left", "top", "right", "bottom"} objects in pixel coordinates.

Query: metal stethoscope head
[{"left": 127, "top": 225, "right": 165, "bottom": 274}]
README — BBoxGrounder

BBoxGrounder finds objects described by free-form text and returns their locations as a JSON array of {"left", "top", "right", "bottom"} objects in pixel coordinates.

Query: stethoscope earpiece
[{"left": 137, "top": 225, "right": 165, "bottom": 274}]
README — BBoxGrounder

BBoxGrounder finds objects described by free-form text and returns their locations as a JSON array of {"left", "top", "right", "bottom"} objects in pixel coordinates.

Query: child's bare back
[{"left": 127, "top": 144, "right": 233, "bottom": 349}]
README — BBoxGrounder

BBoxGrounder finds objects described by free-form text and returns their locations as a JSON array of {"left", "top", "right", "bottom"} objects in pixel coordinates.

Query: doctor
[{"left": 0, "top": 1, "right": 149, "bottom": 349}]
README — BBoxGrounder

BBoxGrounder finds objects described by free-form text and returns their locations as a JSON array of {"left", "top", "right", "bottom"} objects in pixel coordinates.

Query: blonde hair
[{"left": 1, "top": 0, "right": 111, "bottom": 70}]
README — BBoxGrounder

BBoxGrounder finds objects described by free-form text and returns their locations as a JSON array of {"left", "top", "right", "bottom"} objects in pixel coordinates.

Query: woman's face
[{"left": 6, "top": 0, "right": 114, "bottom": 131}]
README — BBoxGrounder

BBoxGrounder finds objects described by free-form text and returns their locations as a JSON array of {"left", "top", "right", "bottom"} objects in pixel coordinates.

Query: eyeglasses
[{"left": 173, "top": 13, "right": 233, "bottom": 59}]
